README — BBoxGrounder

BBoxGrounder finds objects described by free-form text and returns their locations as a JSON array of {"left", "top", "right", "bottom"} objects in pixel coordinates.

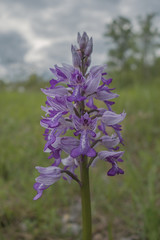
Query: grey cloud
[
  {"left": 0, "top": 31, "right": 29, "bottom": 65},
  {"left": 0, "top": 0, "right": 159, "bottom": 82},
  {"left": 2, "top": 0, "right": 59, "bottom": 10},
  {"left": 42, "top": 41, "right": 72, "bottom": 66}
]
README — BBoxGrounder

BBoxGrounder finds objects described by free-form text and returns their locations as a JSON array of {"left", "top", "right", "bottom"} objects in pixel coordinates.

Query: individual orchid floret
[
  {"left": 34, "top": 166, "right": 62, "bottom": 200},
  {"left": 99, "top": 151, "right": 124, "bottom": 176},
  {"left": 71, "top": 113, "right": 97, "bottom": 158},
  {"left": 67, "top": 69, "right": 86, "bottom": 102},
  {"left": 91, "top": 151, "right": 124, "bottom": 176}
]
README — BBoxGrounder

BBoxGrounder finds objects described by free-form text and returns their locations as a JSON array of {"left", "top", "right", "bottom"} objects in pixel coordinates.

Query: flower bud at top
[
  {"left": 84, "top": 37, "right": 93, "bottom": 56},
  {"left": 77, "top": 32, "right": 81, "bottom": 45},
  {"left": 71, "top": 45, "right": 81, "bottom": 68},
  {"left": 78, "top": 32, "right": 89, "bottom": 50}
]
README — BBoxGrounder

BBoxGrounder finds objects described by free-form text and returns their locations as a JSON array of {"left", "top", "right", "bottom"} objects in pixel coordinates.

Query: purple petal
[
  {"left": 98, "top": 151, "right": 124, "bottom": 160},
  {"left": 67, "top": 85, "right": 86, "bottom": 102},
  {"left": 102, "top": 111, "right": 126, "bottom": 126},
  {"left": 101, "top": 135, "right": 120, "bottom": 148},
  {"left": 54, "top": 65, "right": 68, "bottom": 79},
  {"left": 86, "top": 148, "right": 96, "bottom": 157},
  {"left": 71, "top": 146, "right": 82, "bottom": 158},
  {"left": 33, "top": 191, "right": 43, "bottom": 200},
  {"left": 47, "top": 96, "right": 67, "bottom": 112},
  {"left": 36, "top": 175, "right": 61, "bottom": 185},
  {"left": 49, "top": 78, "right": 59, "bottom": 87},
  {"left": 44, "top": 133, "right": 56, "bottom": 151},
  {"left": 98, "top": 121, "right": 107, "bottom": 135},
  {"left": 61, "top": 156, "right": 78, "bottom": 167},
  {"left": 85, "top": 71, "right": 101, "bottom": 95},
  {"left": 78, "top": 32, "right": 89, "bottom": 49},
  {"left": 73, "top": 115, "right": 82, "bottom": 130},
  {"left": 84, "top": 37, "right": 93, "bottom": 56},
  {"left": 89, "top": 118, "right": 97, "bottom": 131},
  {"left": 118, "top": 167, "right": 124, "bottom": 174},
  {"left": 41, "top": 86, "right": 68, "bottom": 97},
  {"left": 48, "top": 149, "right": 61, "bottom": 159},
  {"left": 33, "top": 183, "right": 49, "bottom": 200},
  {"left": 71, "top": 130, "right": 96, "bottom": 157},
  {"left": 41, "top": 112, "right": 63, "bottom": 129},
  {"left": 52, "top": 158, "right": 61, "bottom": 166},
  {"left": 107, "top": 165, "right": 124, "bottom": 176},
  {"left": 86, "top": 98, "right": 97, "bottom": 109},
  {"left": 107, "top": 167, "right": 117, "bottom": 176},
  {"left": 35, "top": 166, "right": 61, "bottom": 175},
  {"left": 71, "top": 45, "right": 81, "bottom": 68},
  {"left": 96, "top": 91, "right": 119, "bottom": 101},
  {"left": 90, "top": 65, "right": 106, "bottom": 77},
  {"left": 61, "top": 137, "right": 80, "bottom": 153}
]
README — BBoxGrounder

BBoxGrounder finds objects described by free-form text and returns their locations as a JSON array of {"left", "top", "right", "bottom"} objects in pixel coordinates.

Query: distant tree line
[
  {"left": 0, "top": 74, "right": 47, "bottom": 92},
  {"left": 104, "top": 13, "right": 160, "bottom": 87}
]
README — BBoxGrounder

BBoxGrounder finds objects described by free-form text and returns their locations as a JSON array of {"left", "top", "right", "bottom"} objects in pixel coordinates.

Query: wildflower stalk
[
  {"left": 78, "top": 84, "right": 92, "bottom": 240},
  {"left": 33, "top": 32, "right": 126, "bottom": 240},
  {"left": 80, "top": 155, "right": 92, "bottom": 240}
]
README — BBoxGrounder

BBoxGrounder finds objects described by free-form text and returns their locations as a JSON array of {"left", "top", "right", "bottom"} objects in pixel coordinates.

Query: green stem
[{"left": 80, "top": 156, "right": 92, "bottom": 240}]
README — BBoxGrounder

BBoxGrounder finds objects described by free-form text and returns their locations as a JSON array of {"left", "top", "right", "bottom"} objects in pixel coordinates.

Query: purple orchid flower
[{"left": 33, "top": 32, "right": 126, "bottom": 200}]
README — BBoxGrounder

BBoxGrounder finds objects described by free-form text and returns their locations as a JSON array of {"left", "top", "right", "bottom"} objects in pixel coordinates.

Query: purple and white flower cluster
[{"left": 33, "top": 32, "right": 126, "bottom": 200}]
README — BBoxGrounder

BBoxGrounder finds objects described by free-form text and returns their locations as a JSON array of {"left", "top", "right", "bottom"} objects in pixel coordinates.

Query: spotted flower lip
[
  {"left": 33, "top": 32, "right": 126, "bottom": 200},
  {"left": 107, "top": 163, "right": 124, "bottom": 176}
]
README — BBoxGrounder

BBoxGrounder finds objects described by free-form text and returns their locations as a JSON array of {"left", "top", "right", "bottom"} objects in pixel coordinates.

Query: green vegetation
[
  {"left": 104, "top": 13, "right": 160, "bottom": 87},
  {"left": 0, "top": 81, "right": 159, "bottom": 239}
]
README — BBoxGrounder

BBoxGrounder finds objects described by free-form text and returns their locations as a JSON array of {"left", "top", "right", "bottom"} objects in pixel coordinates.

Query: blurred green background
[{"left": 0, "top": 14, "right": 160, "bottom": 240}]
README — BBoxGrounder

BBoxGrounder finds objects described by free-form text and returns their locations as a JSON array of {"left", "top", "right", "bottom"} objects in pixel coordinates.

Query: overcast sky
[{"left": 0, "top": 0, "right": 160, "bottom": 82}]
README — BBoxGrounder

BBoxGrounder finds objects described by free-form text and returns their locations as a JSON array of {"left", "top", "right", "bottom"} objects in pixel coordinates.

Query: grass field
[{"left": 0, "top": 82, "right": 160, "bottom": 240}]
